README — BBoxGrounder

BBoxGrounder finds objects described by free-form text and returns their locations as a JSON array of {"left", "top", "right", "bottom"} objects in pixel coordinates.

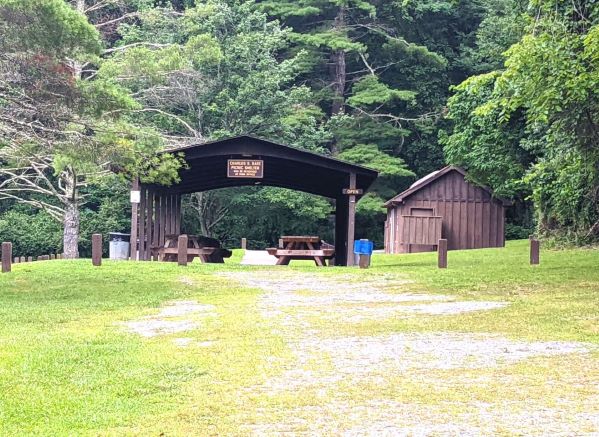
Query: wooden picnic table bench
[
  {"left": 154, "top": 234, "right": 232, "bottom": 263},
  {"left": 267, "top": 236, "right": 335, "bottom": 267}
]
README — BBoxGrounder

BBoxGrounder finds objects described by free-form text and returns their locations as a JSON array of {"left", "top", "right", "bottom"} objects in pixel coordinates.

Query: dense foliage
[
  {"left": 443, "top": 0, "right": 599, "bottom": 243},
  {"left": 0, "top": 0, "right": 596, "bottom": 255}
]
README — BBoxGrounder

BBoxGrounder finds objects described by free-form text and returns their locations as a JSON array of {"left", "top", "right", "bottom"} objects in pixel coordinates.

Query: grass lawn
[{"left": 0, "top": 240, "right": 597, "bottom": 435}]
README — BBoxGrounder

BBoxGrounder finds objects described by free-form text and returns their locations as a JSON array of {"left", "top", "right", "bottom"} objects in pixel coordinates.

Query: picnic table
[
  {"left": 267, "top": 236, "right": 335, "bottom": 267},
  {"left": 155, "top": 234, "right": 232, "bottom": 263}
]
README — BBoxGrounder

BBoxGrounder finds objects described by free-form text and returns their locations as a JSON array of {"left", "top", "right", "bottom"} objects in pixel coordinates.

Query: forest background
[{"left": 0, "top": 0, "right": 597, "bottom": 256}]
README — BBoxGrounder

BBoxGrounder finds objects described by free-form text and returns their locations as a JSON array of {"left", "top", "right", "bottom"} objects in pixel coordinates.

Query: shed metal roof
[{"left": 384, "top": 165, "right": 511, "bottom": 207}]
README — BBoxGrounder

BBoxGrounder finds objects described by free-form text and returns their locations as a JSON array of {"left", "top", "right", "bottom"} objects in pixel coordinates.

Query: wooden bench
[
  {"left": 154, "top": 234, "right": 232, "bottom": 263},
  {"left": 267, "top": 236, "right": 335, "bottom": 267}
]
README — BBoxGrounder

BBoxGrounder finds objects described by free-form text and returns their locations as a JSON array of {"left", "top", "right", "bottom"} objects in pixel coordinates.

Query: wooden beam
[
  {"left": 1, "top": 242, "right": 11, "bottom": 273},
  {"left": 272, "top": 249, "right": 332, "bottom": 257},
  {"left": 129, "top": 178, "right": 140, "bottom": 260},
  {"left": 346, "top": 172, "right": 357, "bottom": 267},
  {"left": 92, "top": 234, "right": 102, "bottom": 267}
]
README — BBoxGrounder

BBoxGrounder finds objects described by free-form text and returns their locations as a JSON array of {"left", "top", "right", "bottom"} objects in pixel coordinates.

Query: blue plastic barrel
[{"left": 353, "top": 239, "right": 374, "bottom": 255}]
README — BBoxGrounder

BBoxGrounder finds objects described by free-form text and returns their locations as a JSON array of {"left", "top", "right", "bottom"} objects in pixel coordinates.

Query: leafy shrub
[{"left": 0, "top": 210, "right": 62, "bottom": 257}]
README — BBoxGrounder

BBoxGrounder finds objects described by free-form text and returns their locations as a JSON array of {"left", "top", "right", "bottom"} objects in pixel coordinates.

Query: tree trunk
[
  {"left": 63, "top": 202, "right": 80, "bottom": 259},
  {"left": 330, "top": 6, "right": 347, "bottom": 117}
]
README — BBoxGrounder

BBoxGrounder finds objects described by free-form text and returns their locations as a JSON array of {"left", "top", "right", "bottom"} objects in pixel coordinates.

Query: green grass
[
  {"left": 0, "top": 240, "right": 597, "bottom": 434},
  {"left": 0, "top": 261, "right": 288, "bottom": 435},
  {"left": 365, "top": 240, "right": 599, "bottom": 343}
]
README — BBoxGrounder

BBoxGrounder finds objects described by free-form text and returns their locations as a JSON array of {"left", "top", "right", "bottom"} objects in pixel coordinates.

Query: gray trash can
[{"left": 109, "top": 232, "right": 130, "bottom": 260}]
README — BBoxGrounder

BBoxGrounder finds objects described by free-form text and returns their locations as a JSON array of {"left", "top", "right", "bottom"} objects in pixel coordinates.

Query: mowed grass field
[{"left": 0, "top": 240, "right": 597, "bottom": 435}]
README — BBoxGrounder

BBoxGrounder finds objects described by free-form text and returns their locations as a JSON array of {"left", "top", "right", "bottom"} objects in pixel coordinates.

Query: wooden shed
[{"left": 384, "top": 166, "right": 509, "bottom": 254}]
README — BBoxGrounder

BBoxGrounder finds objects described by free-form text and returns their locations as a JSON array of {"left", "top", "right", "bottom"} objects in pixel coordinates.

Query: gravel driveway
[{"left": 220, "top": 270, "right": 598, "bottom": 436}]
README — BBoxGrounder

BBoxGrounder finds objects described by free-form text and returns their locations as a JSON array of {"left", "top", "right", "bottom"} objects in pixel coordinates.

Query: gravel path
[
  {"left": 123, "top": 300, "right": 216, "bottom": 338},
  {"left": 220, "top": 270, "right": 599, "bottom": 436}
]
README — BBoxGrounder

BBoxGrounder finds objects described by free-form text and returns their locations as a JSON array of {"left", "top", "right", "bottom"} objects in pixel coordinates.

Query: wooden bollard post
[
  {"left": 530, "top": 238, "right": 540, "bottom": 265},
  {"left": 241, "top": 238, "right": 247, "bottom": 250},
  {"left": 178, "top": 234, "right": 188, "bottom": 266},
  {"left": 92, "top": 234, "right": 102, "bottom": 267},
  {"left": 2, "top": 242, "right": 12, "bottom": 273},
  {"left": 438, "top": 239, "right": 448, "bottom": 269}
]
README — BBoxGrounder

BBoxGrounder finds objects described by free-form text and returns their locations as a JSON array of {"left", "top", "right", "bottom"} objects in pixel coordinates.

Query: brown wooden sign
[
  {"left": 227, "top": 159, "right": 264, "bottom": 178},
  {"left": 343, "top": 188, "right": 363, "bottom": 195}
]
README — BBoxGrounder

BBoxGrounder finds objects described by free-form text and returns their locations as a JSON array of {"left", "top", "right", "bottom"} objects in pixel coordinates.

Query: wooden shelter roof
[
  {"left": 154, "top": 135, "right": 378, "bottom": 198},
  {"left": 383, "top": 165, "right": 511, "bottom": 207}
]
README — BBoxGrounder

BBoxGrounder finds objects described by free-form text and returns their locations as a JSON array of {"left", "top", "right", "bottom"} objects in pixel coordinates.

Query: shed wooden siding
[{"left": 386, "top": 170, "right": 505, "bottom": 254}]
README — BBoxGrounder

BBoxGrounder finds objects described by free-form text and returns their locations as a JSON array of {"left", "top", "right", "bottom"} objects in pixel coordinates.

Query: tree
[
  {"left": 96, "top": 1, "right": 338, "bottom": 242},
  {"left": 0, "top": 0, "right": 180, "bottom": 257},
  {"left": 443, "top": 0, "right": 599, "bottom": 242}
]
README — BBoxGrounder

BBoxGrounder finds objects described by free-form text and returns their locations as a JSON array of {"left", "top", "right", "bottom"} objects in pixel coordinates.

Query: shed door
[{"left": 403, "top": 207, "right": 440, "bottom": 253}]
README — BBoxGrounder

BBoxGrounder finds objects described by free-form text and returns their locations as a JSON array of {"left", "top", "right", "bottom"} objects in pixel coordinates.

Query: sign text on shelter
[
  {"left": 227, "top": 159, "right": 264, "bottom": 178},
  {"left": 342, "top": 188, "right": 363, "bottom": 196}
]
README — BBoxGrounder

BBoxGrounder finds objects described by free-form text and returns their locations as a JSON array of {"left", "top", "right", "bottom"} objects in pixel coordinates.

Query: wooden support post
[
  {"left": 530, "top": 238, "right": 540, "bottom": 265},
  {"left": 335, "top": 196, "right": 349, "bottom": 266},
  {"left": 145, "top": 190, "right": 154, "bottom": 261},
  {"left": 346, "top": 173, "right": 357, "bottom": 267},
  {"left": 241, "top": 238, "right": 247, "bottom": 250},
  {"left": 164, "top": 195, "right": 171, "bottom": 236},
  {"left": 130, "top": 178, "right": 140, "bottom": 261},
  {"left": 174, "top": 195, "right": 181, "bottom": 235},
  {"left": 153, "top": 194, "right": 161, "bottom": 258},
  {"left": 159, "top": 194, "right": 166, "bottom": 248},
  {"left": 139, "top": 186, "right": 146, "bottom": 261},
  {"left": 438, "top": 239, "right": 448, "bottom": 269},
  {"left": 167, "top": 195, "right": 174, "bottom": 235},
  {"left": 178, "top": 234, "right": 188, "bottom": 266},
  {"left": 2, "top": 242, "right": 12, "bottom": 273},
  {"left": 92, "top": 234, "right": 102, "bottom": 267}
]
